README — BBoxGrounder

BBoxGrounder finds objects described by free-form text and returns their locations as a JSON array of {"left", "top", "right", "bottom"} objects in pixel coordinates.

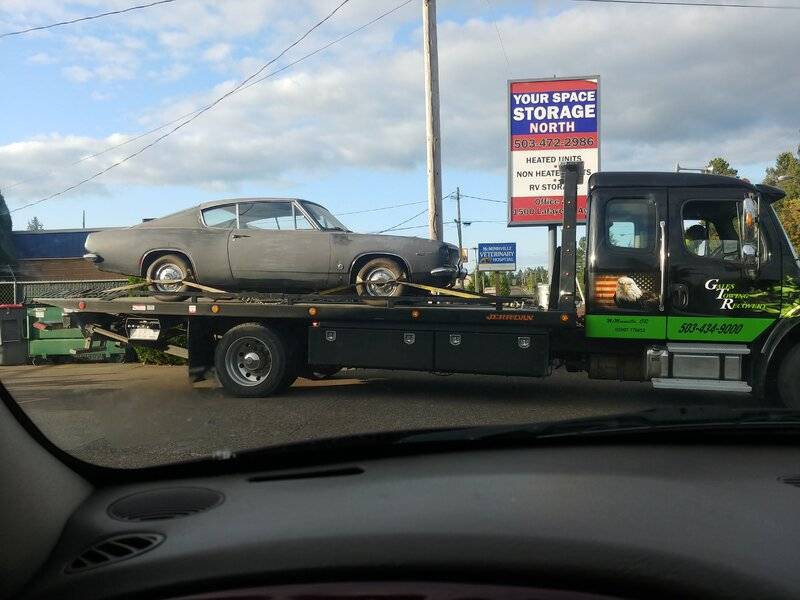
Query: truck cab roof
[{"left": 589, "top": 171, "right": 785, "bottom": 202}]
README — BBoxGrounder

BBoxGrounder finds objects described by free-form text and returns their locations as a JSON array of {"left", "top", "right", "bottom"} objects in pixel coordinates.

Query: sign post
[{"left": 507, "top": 76, "right": 599, "bottom": 227}]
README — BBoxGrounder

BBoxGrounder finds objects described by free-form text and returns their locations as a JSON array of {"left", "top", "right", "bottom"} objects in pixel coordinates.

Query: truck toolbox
[
  {"left": 434, "top": 330, "right": 549, "bottom": 376},
  {"left": 309, "top": 324, "right": 435, "bottom": 370}
]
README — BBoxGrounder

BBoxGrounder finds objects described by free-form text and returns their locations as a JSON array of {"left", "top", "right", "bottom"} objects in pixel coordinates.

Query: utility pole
[
  {"left": 423, "top": 0, "right": 443, "bottom": 241},
  {"left": 82, "top": 210, "right": 86, "bottom": 229},
  {"left": 454, "top": 186, "right": 463, "bottom": 255}
]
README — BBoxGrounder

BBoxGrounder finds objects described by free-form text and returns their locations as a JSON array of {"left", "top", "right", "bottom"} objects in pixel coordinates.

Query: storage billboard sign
[
  {"left": 508, "top": 76, "right": 599, "bottom": 226},
  {"left": 478, "top": 243, "right": 516, "bottom": 272}
]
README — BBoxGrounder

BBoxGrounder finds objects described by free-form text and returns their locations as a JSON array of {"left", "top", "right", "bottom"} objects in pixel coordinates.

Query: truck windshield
[{"left": 301, "top": 202, "right": 350, "bottom": 232}]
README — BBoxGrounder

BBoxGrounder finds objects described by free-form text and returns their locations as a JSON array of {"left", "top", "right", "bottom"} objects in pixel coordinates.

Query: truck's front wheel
[
  {"left": 214, "top": 323, "right": 292, "bottom": 397},
  {"left": 777, "top": 343, "right": 800, "bottom": 409}
]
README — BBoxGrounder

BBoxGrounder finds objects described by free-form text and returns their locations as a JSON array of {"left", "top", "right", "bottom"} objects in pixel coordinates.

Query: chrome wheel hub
[
  {"left": 225, "top": 337, "right": 272, "bottom": 387},
  {"left": 154, "top": 264, "right": 183, "bottom": 293},
  {"left": 365, "top": 267, "right": 398, "bottom": 296}
]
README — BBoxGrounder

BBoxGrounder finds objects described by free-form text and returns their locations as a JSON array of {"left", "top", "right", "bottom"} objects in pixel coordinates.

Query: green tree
[
  {"left": 26, "top": 216, "right": 44, "bottom": 231},
  {"left": 763, "top": 144, "right": 800, "bottom": 252},
  {"left": 708, "top": 157, "right": 738, "bottom": 177},
  {"left": 490, "top": 271, "right": 511, "bottom": 296},
  {"left": 0, "top": 190, "right": 14, "bottom": 267},
  {"left": 576, "top": 236, "right": 587, "bottom": 285}
]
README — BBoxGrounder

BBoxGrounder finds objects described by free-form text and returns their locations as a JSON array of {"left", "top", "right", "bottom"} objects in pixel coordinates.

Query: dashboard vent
[
  {"left": 108, "top": 487, "right": 224, "bottom": 522},
  {"left": 779, "top": 475, "right": 800, "bottom": 488},
  {"left": 66, "top": 533, "right": 164, "bottom": 573}
]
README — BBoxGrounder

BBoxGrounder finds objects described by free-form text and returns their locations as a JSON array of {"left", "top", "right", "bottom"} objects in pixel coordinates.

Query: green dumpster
[{"left": 26, "top": 306, "right": 127, "bottom": 363}]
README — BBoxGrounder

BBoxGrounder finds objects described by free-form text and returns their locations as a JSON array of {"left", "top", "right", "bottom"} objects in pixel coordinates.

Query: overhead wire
[
  {"left": 483, "top": 0, "right": 512, "bottom": 74},
  {"left": 459, "top": 193, "right": 505, "bottom": 204},
  {"left": 0, "top": 0, "right": 180, "bottom": 39},
  {"left": 338, "top": 199, "right": 427, "bottom": 216},
  {"left": 9, "top": 0, "right": 352, "bottom": 214},
  {"left": 571, "top": 0, "right": 800, "bottom": 8},
  {"left": 372, "top": 190, "right": 455, "bottom": 234},
  {"left": 4, "top": 0, "right": 414, "bottom": 203}
]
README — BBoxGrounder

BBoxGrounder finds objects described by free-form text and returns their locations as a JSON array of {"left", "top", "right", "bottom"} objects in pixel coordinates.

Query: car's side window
[
  {"left": 202, "top": 205, "right": 238, "bottom": 228},
  {"left": 238, "top": 202, "right": 313, "bottom": 231}
]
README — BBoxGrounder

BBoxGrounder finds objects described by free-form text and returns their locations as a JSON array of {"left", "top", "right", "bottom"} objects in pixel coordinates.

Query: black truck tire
[
  {"left": 777, "top": 343, "right": 800, "bottom": 409},
  {"left": 146, "top": 254, "right": 194, "bottom": 302},
  {"left": 214, "top": 323, "right": 292, "bottom": 397},
  {"left": 355, "top": 258, "right": 406, "bottom": 297}
]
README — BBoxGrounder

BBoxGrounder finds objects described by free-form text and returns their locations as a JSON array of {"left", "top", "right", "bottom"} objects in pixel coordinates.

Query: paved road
[{"left": 0, "top": 363, "right": 747, "bottom": 468}]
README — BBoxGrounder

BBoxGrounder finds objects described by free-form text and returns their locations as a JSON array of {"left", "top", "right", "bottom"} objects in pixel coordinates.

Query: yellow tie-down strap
[
  {"left": 319, "top": 277, "right": 484, "bottom": 300},
  {"left": 101, "top": 279, "right": 229, "bottom": 295}
]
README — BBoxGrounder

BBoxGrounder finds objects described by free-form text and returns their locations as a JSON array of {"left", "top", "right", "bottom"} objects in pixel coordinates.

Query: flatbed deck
[{"left": 38, "top": 293, "right": 579, "bottom": 328}]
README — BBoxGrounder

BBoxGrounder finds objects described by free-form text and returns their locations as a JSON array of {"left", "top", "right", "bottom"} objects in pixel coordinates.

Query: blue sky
[{"left": 1, "top": 0, "right": 798, "bottom": 267}]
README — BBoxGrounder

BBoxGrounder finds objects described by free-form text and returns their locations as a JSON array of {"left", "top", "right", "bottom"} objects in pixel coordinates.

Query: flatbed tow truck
[{"left": 37, "top": 163, "right": 800, "bottom": 407}]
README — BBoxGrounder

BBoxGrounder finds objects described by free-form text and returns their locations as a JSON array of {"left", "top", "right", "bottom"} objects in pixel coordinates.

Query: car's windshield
[
  {"left": 0, "top": 1, "right": 799, "bottom": 471},
  {"left": 301, "top": 202, "right": 349, "bottom": 231}
]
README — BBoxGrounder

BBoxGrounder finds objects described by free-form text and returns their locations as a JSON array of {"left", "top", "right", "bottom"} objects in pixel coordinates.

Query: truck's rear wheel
[
  {"left": 214, "top": 323, "right": 291, "bottom": 397},
  {"left": 146, "top": 254, "right": 193, "bottom": 302},
  {"left": 777, "top": 344, "right": 800, "bottom": 409}
]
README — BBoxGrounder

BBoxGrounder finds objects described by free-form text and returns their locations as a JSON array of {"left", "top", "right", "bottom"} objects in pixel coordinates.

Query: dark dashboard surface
[{"left": 20, "top": 444, "right": 800, "bottom": 600}]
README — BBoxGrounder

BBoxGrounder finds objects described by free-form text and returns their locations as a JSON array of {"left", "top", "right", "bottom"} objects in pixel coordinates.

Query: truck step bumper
[{"left": 652, "top": 378, "right": 752, "bottom": 393}]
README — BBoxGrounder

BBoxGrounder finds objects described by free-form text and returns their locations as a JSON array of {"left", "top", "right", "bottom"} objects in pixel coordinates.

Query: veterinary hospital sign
[{"left": 508, "top": 76, "right": 600, "bottom": 226}]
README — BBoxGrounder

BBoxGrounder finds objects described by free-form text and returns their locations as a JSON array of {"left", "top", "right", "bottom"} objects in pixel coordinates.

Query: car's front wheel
[
  {"left": 777, "top": 343, "right": 800, "bottom": 409},
  {"left": 146, "top": 254, "right": 194, "bottom": 301},
  {"left": 355, "top": 257, "right": 406, "bottom": 297}
]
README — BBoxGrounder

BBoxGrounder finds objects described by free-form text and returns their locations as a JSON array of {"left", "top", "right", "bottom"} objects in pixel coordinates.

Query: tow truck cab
[{"left": 583, "top": 172, "right": 799, "bottom": 398}]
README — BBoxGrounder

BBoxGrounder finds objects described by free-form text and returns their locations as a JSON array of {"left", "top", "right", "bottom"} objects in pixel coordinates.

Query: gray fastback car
[{"left": 84, "top": 198, "right": 464, "bottom": 298}]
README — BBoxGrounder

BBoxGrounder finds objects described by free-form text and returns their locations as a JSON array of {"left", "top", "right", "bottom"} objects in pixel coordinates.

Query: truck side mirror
[{"left": 740, "top": 196, "right": 759, "bottom": 278}]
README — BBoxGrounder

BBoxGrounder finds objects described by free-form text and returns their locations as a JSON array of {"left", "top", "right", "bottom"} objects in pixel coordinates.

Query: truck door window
[
  {"left": 605, "top": 198, "right": 655, "bottom": 250},
  {"left": 682, "top": 200, "right": 741, "bottom": 261}
]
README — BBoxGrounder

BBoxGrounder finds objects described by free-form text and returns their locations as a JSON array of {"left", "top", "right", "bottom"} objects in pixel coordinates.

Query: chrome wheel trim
[
  {"left": 153, "top": 263, "right": 184, "bottom": 293},
  {"left": 225, "top": 336, "right": 272, "bottom": 387},
  {"left": 364, "top": 266, "right": 398, "bottom": 296}
]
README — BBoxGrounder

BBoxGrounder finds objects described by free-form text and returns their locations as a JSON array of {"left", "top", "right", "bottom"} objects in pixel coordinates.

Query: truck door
[
  {"left": 585, "top": 187, "right": 668, "bottom": 339},
  {"left": 667, "top": 188, "right": 782, "bottom": 343}
]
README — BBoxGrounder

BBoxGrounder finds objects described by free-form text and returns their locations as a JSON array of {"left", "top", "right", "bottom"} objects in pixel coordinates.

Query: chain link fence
[{"left": 0, "top": 279, "right": 127, "bottom": 304}]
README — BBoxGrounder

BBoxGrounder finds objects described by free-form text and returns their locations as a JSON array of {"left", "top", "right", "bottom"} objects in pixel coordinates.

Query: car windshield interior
[
  {"left": 683, "top": 200, "right": 742, "bottom": 261},
  {"left": 301, "top": 201, "right": 349, "bottom": 231}
]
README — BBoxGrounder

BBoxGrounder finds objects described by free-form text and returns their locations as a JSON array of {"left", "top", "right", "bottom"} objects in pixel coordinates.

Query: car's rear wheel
[
  {"left": 146, "top": 254, "right": 193, "bottom": 301},
  {"left": 355, "top": 258, "right": 406, "bottom": 297}
]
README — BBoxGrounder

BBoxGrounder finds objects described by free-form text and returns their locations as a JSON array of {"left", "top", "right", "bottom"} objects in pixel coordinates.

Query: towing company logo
[
  {"left": 485, "top": 313, "right": 534, "bottom": 321},
  {"left": 704, "top": 279, "right": 772, "bottom": 312}
]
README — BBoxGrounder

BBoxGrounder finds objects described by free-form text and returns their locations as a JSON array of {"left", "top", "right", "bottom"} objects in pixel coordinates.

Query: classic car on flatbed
[{"left": 84, "top": 198, "right": 465, "bottom": 299}]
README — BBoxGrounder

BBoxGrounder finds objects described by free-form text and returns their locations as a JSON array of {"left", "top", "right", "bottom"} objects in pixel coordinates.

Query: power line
[
  {"left": 1, "top": 0, "right": 179, "bottom": 39},
  {"left": 5, "top": 0, "right": 415, "bottom": 200},
  {"left": 10, "top": 0, "right": 353, "bottom": 214},
  {"left": 483, "top": 0, "right": 511, "bottom": 74},
  {"left": 571, "top": 0, "right": 800, "bottom": 9},
  {"left": 338, "top": 199, "right": 427, "bottom": 216},
  {"left": 375, "top": 208, "right": 429, "bottom": 233},
  {"left": 459, "top": 193, "right": 505, "bottom": 204}
]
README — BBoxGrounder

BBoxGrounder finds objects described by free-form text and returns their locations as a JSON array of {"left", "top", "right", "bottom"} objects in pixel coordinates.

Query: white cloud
[
  {"left": 2, "top": 2, "right": 799, "bottom": 204},
  {"left": 27, "top": 52, "right": 56, "bottom": 65},
  {"left": 61, "top": 65, "right": 92, "bottom": 83},
  {"left": 202, "top": 43, "right": 231, "bottom": 63}
]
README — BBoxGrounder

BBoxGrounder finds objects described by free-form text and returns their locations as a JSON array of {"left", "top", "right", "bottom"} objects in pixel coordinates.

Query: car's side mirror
[{"left": 740, "top": 195, "right": 759, "bottom": 278}]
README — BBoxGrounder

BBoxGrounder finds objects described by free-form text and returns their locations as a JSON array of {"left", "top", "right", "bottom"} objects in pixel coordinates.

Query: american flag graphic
[{"left": 592, "top": 273, "right": 659, "bottom": 308}]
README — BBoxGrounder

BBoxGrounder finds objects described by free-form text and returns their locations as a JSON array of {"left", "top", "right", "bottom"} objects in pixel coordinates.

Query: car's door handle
[
  {"left": 671, "top": 284, "right": 689, "bottom": 308},
  {"left": 232, "top": 233, "right": 251, "bottom": 239}
]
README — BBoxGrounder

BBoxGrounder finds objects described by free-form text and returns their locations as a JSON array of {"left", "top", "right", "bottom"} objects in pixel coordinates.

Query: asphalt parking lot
[{"left": 0, "top": 362, "right": 748, "bottom": 469}]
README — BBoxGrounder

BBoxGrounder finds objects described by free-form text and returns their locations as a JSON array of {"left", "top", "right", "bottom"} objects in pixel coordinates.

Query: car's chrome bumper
[
  {"left": 83, "top": 253, "right": 102, "bottom": 263},
  {"left": 430, "top": 265, "right": 468, "bottom": 279}
]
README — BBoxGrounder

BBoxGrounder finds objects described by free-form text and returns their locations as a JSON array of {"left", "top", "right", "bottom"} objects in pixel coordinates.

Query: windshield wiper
[{"left": 394, "top": 406, "right": 800, "bottom": 446}]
